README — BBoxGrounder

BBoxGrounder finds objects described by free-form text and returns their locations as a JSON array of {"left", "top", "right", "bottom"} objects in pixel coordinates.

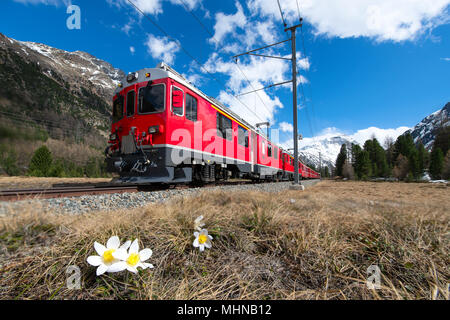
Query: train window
[
  {"left": 268, "top": 144, "right": 272, "bottom": 157},
  {"left": 126, "top": 90, "right": 135, "bottom": 117},
  {"left": 274, "top": 147, "right": 278, "bottom": 159},
  {"left": 112, "top": 94, "right": 124, "bottom": 123},
  {"left": 186, "top": 93, "right": 197, "bottom": 122},
  {"left": 237, "top": 125, "right": 248, "bottom": 147},
  {"left": 171, "top": 86, "right": 184, "bottom": 116},
  {"left": 217, "top": 113, "right": 232, "bottom": 141},
  {"left": 138, "top": 83, "right": 165, "bottom": 114}
]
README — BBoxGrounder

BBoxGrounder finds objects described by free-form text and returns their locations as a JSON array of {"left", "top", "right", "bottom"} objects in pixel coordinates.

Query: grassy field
[{"left": 0, "top": 180, "right": 448, "bottom": 300}]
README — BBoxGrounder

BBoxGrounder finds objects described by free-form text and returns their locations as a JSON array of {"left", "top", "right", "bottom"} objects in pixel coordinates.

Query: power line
[
  {"left": 277, "top": 0, "right": 287, "bottom": 27},
  {"left": 176, "top": 0, "right": 274, "bottom": 120},
  {"left": 125, "top": 0, "right": 265, "bottom": 123}
]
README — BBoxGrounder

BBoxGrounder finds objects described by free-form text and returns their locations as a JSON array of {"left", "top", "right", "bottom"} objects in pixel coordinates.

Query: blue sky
[{"left": 1, "top": 0, "right": 449, "bottom": 146}]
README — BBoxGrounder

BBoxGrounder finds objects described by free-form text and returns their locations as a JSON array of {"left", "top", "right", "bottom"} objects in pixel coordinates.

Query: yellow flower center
[
  {"left": 198, "top": 234, "right": 208, "bottom": 244},
  {"left": 127, "top": 253, "right": 140, "bottom": 266},
  {"left": 103, "top": 249, "right": 116, "bottom": 263}
]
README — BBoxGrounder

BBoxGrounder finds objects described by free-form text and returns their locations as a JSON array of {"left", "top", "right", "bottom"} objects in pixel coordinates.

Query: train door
[{"left": 251, "top": 131, "right": 257, "bottom": 172}]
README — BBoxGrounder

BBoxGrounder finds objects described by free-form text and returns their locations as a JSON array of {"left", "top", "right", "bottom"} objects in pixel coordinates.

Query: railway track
[
  {"left": 0, "top": 179, "right": 319, "bottom": 202},
  {"left": 0, "top": 179, "right": 261, "bottom": 202},
  {"left": 0, "top": 184, "right": 142, "bottom": 201}
]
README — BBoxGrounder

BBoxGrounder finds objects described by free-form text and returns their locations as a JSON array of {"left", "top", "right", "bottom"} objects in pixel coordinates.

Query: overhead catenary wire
[
  {"left": 125, "top": 0, "right": 265, "bottom": 123},
  {"left": 176, "top": 0, "right": 275, "bottom": 120}
]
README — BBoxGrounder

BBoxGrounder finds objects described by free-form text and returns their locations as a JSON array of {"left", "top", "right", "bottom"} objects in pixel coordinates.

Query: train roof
[{"left": 115, "top": 62, "right": 296, "bottom": 157}]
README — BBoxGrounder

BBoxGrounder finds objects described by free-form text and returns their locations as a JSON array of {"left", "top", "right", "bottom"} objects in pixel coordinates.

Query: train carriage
[{"left": 105, "top": 63, "right": 320, "bottom": 184}]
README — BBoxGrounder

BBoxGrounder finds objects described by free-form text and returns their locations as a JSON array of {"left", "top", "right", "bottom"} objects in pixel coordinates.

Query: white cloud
[
  {"left": 279, "top": 121, "right": 293, "bottom": 133},
  {"left": 145, "top": 34, "right": 180, "bottom": 64},
  {"left": 247, "top": 0, "right": 450, "bottom": 42},
  {"left": 203, "top": 52, "right": 293, "bottom": 125},
  {"left": 108, "top": 0, "right": 163, "bottom": 15},
  {"left": 350, "top": 126, "right": 410, "bottom": 145},
  {"left": 129, "top": 46, "right": 135, "bottom": 54},
  {"left": 441, "top": 57, "right": 450, "bottom": 61},
  {"left": 107, "top": 0, "right": 203, "bottom": 16},
  {"left": 209, "top": 1, "right": 247, "bottom": 45}
]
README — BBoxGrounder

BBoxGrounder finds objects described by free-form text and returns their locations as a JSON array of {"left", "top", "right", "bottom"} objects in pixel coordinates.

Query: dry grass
[{"left": 0, "top": 181, "right": 448, "bottom": 300}]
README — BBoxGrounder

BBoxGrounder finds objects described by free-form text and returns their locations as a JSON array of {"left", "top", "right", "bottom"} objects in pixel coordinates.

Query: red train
[{"left": 105, "top": 63, "right": 320, "bottom": 184}]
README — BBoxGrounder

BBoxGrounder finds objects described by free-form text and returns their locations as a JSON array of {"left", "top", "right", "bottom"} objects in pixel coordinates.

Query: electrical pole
[
  {"left": 286, "top": 24, "right": 301, "bottom": 184},
  {"left": 233, "top": 20, "right": 303, "bottom": 185}
]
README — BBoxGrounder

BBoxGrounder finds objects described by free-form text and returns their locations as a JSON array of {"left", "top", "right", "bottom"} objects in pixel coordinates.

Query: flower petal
[
  {"left": 127, "top": 266, "right": 138, "bottom": 274},
  {"left": 96, "top": 264, "right": 108, "bottom": 276},
  {"left": 208, "top": 235, "right": 213, "bottom": 240},
  {"left": 107, "top": 261, "right": 127, "bottom": 273},
  {"left": 199, "top": 245, "right": 205, "bottom": 252},
  {"left": 139, "top": 248, "right": 152, "bottom": 261},
  {"left": 204, "top": 241, "right": 212, "bottom": 249},
  {"left": 142, "top": 262, "right": 154, "bottom": 269},
  {"left": 193, "top": 231, "right": 199, "bottom": 237},
  {"left": 94, "top": 242, "right": 106, "bottom": 256},
  {"left": 87, "top": 255, "right": 102, "bottom": 266},
  {"left": 129, "top": 239, "right": 139, "bottom": 254},
  {"left": 107, "top": 236, "right": 120, "bottom": 249},
  {"left": 195, "top": 215, "right": 203, "bottom": 223},
  {"left": 120, "top": 240, "right": 131, "bottom": 250},
  {"left": 193, "top": 238, "right": 199, "bottom": 247},
  {"left": 112, "top": 248, "right": 128, "bottom": 261}
]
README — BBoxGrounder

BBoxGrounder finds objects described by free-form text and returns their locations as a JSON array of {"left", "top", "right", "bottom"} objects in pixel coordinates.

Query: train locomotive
[{"left": 105, "top": 63, "right": 320, "bottom": 184}]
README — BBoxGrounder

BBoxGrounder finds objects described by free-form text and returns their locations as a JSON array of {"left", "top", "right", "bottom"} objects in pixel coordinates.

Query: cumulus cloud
[
  {"left": 279, "top": 121, "right": 293, "bottom": 133},
  {"left": 247, "top": 0, "right": 450, "bottom": 42},
  {"left": 209, "top": 1, "right": 247, "bottom": 45},
  {"left": 107, "top": 0, "right": 203, "bottom": 16},
  {"left": 129, "top": 46, "right": 135, "bottom": 54},
  {"left": 145, "top": 34, "right": 180, "bottom": 64},
  {"left": 350, "top": 126, "right": 410, "bottom": 145}
]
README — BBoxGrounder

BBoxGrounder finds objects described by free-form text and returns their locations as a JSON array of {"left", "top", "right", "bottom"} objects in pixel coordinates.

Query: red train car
[{"left": 105, "top": 63, "right": 320, "bottom": 184}]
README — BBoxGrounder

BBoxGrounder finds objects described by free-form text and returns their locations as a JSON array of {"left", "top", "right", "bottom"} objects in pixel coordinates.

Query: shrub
[{"left": 29, "top": 145, "right": 52, "bottom": 176}]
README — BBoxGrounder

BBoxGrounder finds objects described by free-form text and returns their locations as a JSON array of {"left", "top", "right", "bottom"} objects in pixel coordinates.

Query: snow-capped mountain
[
  {"left": 298, "top": 135, "right": 356, "bottom": 169},
  {"left": 0, "top": 33, "right": 124, "bottom": 104},
  {"left": 296, "top": 102, "right": 449, "bottom": 169},
  {"left": 406, "top": 102, "right": 449, "bottom": 150},
  {"left": 295, "top": 127, "right": 411, "bottom": 170}
]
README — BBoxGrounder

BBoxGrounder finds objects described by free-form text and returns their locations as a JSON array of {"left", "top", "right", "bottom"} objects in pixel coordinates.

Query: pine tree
[
  {"left": 29, "top": 145, "right": 53, "bottom": 176},
  {"left": 433, "top": 126, "right": 450, "bottom": 156},
  {"left": 429, "top": 148, "right": 444, "bottom": 180},
  {"left": 356, "top": 150, "right": 372, "bottom": 179},
  {"left": 335, "top": 144, "right": 347, "bottom": 177},
  {"left": 417, "top": 142, "right": 429, "bottom": 176},
  {"left": 324, "top": 166, "right": 330, "bottom": 178}
]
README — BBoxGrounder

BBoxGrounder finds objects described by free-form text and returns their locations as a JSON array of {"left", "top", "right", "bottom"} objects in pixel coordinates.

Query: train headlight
[{"left": 148, "top": 125, "right": 159, "bottom": 134}]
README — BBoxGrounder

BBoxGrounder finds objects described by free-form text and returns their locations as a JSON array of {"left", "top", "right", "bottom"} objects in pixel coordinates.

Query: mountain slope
[
  {"left": 406, "top": 102, "right": 449, "bottom": 149},
  {"left": 0, "top": 33, "right": 125, "bottom": 141},
  {"left": 0, "top": 33, "right": 125, "bottom": 173}
]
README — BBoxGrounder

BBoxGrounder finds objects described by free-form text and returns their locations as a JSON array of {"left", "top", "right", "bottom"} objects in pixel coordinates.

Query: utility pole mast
[
  {"left": 286, "top": 23, "right": 302, "bottom": 184},
  {"left": 233, "top": 20, "right": 303, "bottom": 185}
]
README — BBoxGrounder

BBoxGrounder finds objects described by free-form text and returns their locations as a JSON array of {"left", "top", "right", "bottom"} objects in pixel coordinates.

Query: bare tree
[{"left": 342, "top": 159, "right": 355, "bottom": 180}]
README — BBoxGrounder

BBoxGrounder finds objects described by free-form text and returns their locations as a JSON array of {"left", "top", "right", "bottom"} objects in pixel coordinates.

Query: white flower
[
  {"left": 194, "top": 215, "right": 205, "bottom": 231},
  {"left": 86, "top": 236, "right": 131, "bottom": 276},
  {"left": 193, "top": 229, "right": 213, "bottom": 252},
  {"left": 113, "top": 239, "right": 154, "bottom": 274}
]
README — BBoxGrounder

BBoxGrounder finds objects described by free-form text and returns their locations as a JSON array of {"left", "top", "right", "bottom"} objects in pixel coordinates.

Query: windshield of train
[{"left": 138, "top": 83, "right": 165, "bottom": 114}]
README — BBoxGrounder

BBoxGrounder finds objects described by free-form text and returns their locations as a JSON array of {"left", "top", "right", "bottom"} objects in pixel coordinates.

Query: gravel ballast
[{"left": 0, "top": 180, "right": 320, "bottom": 216}]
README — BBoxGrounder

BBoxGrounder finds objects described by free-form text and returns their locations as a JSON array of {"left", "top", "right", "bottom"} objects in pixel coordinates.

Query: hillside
[{"left": 0, "top": 33, "right": 125, "bottom": 174}]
